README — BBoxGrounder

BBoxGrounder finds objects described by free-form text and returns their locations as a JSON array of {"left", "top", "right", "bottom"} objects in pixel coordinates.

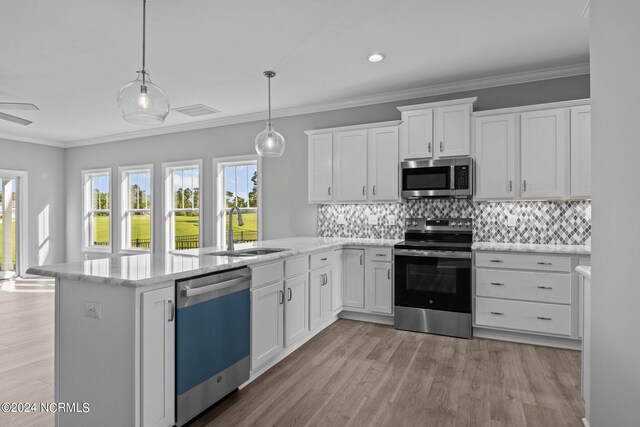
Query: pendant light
[
  {"left": 255, "top": 71, "right": 285, "bottom": 157},
  {"left": 117, "top": 0, "right": 169, "bottom": 125}
]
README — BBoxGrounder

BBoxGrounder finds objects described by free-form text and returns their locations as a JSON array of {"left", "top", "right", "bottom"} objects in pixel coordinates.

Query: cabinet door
[
  {"left": 321, "top": 267, "right": 333, "bottom": 321},
  {"left": 331, "top": 249, "right": 344, "bottom": 313},
  {"left": 366, "top": 261, "right": 393, "bottom": 314},
  {"left": 308, "top": 133, "right": 334, "bottom": 203},
  {"left": 475, "top": 114, "right": 517, "bottom": 199},
  {"left": 520, "top": 108, "right": 569, "bottom": 198},
  {"left": 400, "top": 109, "right": 433, "bottom": 160},
  {"left": 141, "top": 287, "right": 175, "bottom": 427},
  {"left": 368, "top": 126, "right": 399, "bottom": 201},
  {"left": 309, "top": 269, "right": 323, "bottom": 331},
  {"left": 250, "top": 281, "right": 284, "bottom": 370},
  {"left": 435, "top": 104, "right": 471, "bottom": 158},
  {"left": 570, "top": 105, "right": 591, "bottom": 198},
  {"left": 334, "top": 130, "right": 368, "bottom": 201},
  {"left": 343, "top": 249, "right": 365, "bottom": 309},
  {"left": 284, "top": 274, "right": 309, "bottom": 347}
]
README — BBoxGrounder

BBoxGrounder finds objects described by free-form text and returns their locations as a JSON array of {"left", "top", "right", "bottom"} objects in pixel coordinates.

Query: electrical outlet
[
  {"left": 337, "top": 214, "right": 346, "bottom": 225},
  {"left": 367, "top": 215, "right": 379, "bottom": 225},
  {"left": 507, "top": 215, "right": 517, "bottom": 227},
  {"left": 84, "top": 301, "right": 101, "bottom": 319}
]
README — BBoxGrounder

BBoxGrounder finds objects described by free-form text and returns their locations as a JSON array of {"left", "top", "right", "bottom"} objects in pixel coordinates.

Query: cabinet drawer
[
  {"left": 367, "top": 247, "right": 392, "bottom": 262},
  {"left": 475, "top": 269, "right": 572, "bottom": 304},
  {"left": 310, "top": 251, "right": 333, "bottom": 270},
  {"left": 251, "top": 262, "right": 284, "bottom": 288},
  {"left": 475, "top": 252, "right": 572, "bottom": 272},
  {"left": 285, "top": 256, "right": 308, "bottom": 278},
  {"left": 475, "top": 297, "right": 572, "bottom": 336}
]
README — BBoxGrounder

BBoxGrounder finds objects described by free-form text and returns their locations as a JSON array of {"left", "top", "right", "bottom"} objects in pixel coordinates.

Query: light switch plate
[
  {"left": 84, "top": 301, "right": 101, "bottom": 319},
  {"left": 337, "top": 214, "right": 346, "bottom": 225},
  {"left": 507, "top": 215, "right": 517, "bottom": 227},
  {"left": 367, "top": 215, "right": 379, "bottom": 225}
]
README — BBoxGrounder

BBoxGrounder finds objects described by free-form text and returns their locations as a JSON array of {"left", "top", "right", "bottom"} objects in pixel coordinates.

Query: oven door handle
[{"left": 395, "top": 249, "right": 471, "bottom": 259}]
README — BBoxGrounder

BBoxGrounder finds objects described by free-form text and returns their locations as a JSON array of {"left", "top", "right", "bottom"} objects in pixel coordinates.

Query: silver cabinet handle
[
  {"left": 537, "top": 316, "right": 552, "bottom": 320},
  {"left": 491, "top": 312, "right": 504, "bottom": 316},
  {"left": 168, "top": 300, "right": 174, "bottom": 322},
  {"left": 328, "top": 187, "right": 331, "bottom": 196},
  {"left": 538, "top": 286, "right": 553, "bottom": 290},
  {"left": 288, "top": 287, "right": 292, "bottom": 301},
  {"left": 375, "top": 253, "right": 386, "bottom": 257},
  {"left": 490, "top": 259, "right": 504, "bottom": 263},
  {"left": 428, "top": 141, "right": 432, "bottom": 153},
  {"left": 490, "top": 282, "right": 504, "bottom": 286},
  {"left": 509, "top": 180, "right": 513, "bottom": 192},
  {"left": 360, "top": 254, "right": 363, "bottom": 265},
  {"left": 440, "top": 141, "right": 443, "bottom": 152},
  {"left": 523, "top": 180, "right": 527, "bottom": 192},
  {"left": 362, "top": 185, "right": 365, "bottom": 195},
  {"left": 373, "top": 185, "right": 376, "bottom": 196},
  {"left": 387, "top": 269, "right": 391, "bottom": 280},
  {"left": 279, "top": 290, "right": 284, "bottom": 304},
  {"left": 537, "top": 262, "right": 552, "bottom": 266},
  {"left": 321, "top": 257, "right": 328, "bottom": 261}
]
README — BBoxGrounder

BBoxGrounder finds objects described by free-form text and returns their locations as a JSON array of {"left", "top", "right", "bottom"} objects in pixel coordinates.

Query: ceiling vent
[{"left": 172, "top": 104, "right": 221, "bottom": 118}]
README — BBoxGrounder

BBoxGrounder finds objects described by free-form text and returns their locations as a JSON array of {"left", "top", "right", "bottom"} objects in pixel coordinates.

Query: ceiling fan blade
[
  {"left": 0, "top": 111, "right": 32, "bottom": 126},
  {"left": 0, "top": 102, "right": 39, "bottom": 110}
]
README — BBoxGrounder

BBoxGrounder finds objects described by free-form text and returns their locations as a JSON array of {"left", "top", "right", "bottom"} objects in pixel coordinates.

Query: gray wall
[
  {"left": 0, "top": 138, "right": 66, "bottom": 270},
  {"left": 65, "top": 75, "right": 590, "bottom": 262},
  {"left": 591, "top": 1, "right": 640, "bottom": 425}
]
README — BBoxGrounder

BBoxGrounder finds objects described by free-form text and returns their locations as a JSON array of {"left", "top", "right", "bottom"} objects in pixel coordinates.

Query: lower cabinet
[
  {"left": 365, "top": 260, "right": 393, "bottom": 314},
  {"left": 343, "top": 249, "right": 365, "bottom": 308},
  {"left": 310, "top": 265, "right": 333, "bottom": 331},
  {"left": 250, "top": 281, "right": 284, "bottom": 370},
  {"left": 331, "top": 249, "right": 344, "bottom": 314},
  {"left": 141, "top": 286, "right": 175, "bottom": 427},
  {"left": 284, "top": 274, "right": 309, "bottom": 347}
]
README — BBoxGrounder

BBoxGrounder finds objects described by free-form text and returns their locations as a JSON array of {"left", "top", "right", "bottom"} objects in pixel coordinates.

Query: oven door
[
  {"left": 394, "top": 249, "right": 471, "bottom": 313},
  {"left": 401, "top": 162, "right": 454, "bottom": 198}
]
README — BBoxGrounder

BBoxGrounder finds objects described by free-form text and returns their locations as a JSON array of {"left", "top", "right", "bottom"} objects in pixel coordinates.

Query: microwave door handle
[{"left": 450, "top": 165, "right": 455, "bottom": 190}]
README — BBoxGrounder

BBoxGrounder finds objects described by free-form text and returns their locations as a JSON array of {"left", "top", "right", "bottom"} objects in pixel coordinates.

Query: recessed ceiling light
[{"left": 368, "top": 53, "right": 385, "bottom": 63}]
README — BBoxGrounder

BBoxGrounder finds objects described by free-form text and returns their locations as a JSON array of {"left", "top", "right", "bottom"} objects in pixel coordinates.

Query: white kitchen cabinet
[
  {"left": 365, "top": 252, "right": 393, "bottom": 315},
  {"left": 334, "top": 130, "right": 368, "bottom": 202},
  {"left": 343, "top": 249, "right": 365, "bottom": 309},
  {"left": 331, "top": 249, "right": 344, "bottom": 313},
  {"left": 520, "top": 108, "right": 569, "bottom": 198},
  {"left": 399, "top": 98, "right": 476, "bottom": 161},
  {"left": 141, "top": 286, "right": 175, "bottom": 427},
  {"left": 250, "top": 281, "right": 284, "bottom": 370},
  {"left": 475, "top": 114, "right": 518, "bottom": 199},
  {"left": 570, "top": 105, "right": 592, "bottom": 198},
  {"left": 400, "top": 108, "right": 434, "bottom": 159},
  {"left": 309, "top": 266, "right": 333, "bottom": 331},
  {"left": 435, "top": 103, "right": 471, "bottom": 157},
  {"left": 284, "top": 274, "right": 309, "bottom": 347},
  {"left": 368, "top": 126, "right": 399, "bottom": 201},
  {"left": 308, "top": 133, "right": 334, "bottom": 203}
]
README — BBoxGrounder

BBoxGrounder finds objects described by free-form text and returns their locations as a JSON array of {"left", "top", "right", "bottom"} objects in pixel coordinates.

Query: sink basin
[{"left": 205, "top": 248, "right": 289, "bottom": 257}]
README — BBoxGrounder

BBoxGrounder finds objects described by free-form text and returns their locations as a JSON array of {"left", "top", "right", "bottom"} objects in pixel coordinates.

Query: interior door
[
  {"left": 334, "top": 130, "right": 368, "bottom": 201},
  {"left": 308, "top": 133, "right": 333, "bottom": 202},
  {"left": 435, "top": 104, "right": 471, "bottom": 158},
  {"left": 475, "top": 114, "right": 517, "bottom": 199},
  {"left": 368, "top": 126, "right": 399, "bottom": 201}
]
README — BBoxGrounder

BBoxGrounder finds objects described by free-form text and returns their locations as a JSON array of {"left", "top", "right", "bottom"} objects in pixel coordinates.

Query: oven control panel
[{"left": 405, "top": 217, "right": 473, "bottom": 232}]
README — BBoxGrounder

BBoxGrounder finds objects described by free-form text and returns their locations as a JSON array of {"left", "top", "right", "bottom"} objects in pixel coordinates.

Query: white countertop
[
  {"left": 576, "top": 265, "right": 591, "bottom": 279},
  {"left": 26, "top": 237, "right": 400, "bottom": 287},
  {"left": 472, "top": 241, "right": 591, "bottom": 255}
]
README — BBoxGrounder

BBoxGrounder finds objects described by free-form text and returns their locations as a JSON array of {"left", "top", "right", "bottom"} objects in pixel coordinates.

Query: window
[
  {"left": 82, "top": 168, "right": 112, "bottom": 252},
  {"left": 163, "top": 161, "right": 202, "bottom": 252},
  {"left": 214, "top": 156, "right": 261, "bottom": 246},
  {"left": 120, "top": 165, "right": 153, "bottom": 252}
]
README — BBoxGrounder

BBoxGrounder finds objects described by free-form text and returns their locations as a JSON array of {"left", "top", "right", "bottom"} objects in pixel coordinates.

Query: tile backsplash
[{"left": 317, "top": 199, "right": 591, "bottom": 245}]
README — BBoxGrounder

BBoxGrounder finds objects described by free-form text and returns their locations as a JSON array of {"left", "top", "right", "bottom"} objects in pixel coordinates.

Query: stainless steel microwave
[{"left": 401, "top": 157, "right": 473, "bottom": 198}]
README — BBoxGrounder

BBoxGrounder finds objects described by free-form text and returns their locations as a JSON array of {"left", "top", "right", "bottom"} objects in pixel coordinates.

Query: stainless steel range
[{"left": 394, "top": 218, "right": 472, "bottom": 339}]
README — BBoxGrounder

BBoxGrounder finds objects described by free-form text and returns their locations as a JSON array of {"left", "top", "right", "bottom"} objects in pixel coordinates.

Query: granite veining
[
  {"left": 472, "top": 242, "right": 591, "bottom": 255},
  {"left": 26, "top": 237, "right": 400, "bottom": 287},
  {"left": 576, "top": 266, "right": 591, "bottom": 279}
]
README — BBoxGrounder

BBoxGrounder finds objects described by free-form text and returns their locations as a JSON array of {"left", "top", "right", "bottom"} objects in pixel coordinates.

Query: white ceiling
[{"left": 0, "top": 0, "right": 589, "bottom": 146}]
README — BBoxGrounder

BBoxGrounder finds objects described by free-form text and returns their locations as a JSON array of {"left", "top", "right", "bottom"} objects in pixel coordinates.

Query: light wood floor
[{"left": 0, "top": 280, "right": 584, "bottom": 427}]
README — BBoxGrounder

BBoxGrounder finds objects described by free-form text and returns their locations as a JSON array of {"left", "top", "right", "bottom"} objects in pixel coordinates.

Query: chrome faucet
[{"left": 227, "top": 206, "right": 244, "bottom": 251}]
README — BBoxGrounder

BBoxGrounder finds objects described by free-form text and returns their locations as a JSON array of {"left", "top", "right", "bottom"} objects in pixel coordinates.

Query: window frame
[
  {"left": 213, "top": 155, "right": 262, "bottom": 247},
  {"left": 81, "top": 168, "right": 113, "bottom": 253},
  {"left": 162, "top": 160, "right": 204, "bottom": 253},
  {"left": 119, "top": 164, "right": 154, "bottom": 254}
]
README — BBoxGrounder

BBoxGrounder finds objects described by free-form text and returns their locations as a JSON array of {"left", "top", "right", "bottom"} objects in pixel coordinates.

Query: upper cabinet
[
  {"left": 306, "top": 121, "right": 401, "bottom": 204},
  {"left": 570, "top": 105, "right": 592, "bottom": 198},
  {"left": 398, "top": 98, "right": 476, "bottom": 161},
  {"left": 474, "top": 100, "right": 590, "bottom": 201}
]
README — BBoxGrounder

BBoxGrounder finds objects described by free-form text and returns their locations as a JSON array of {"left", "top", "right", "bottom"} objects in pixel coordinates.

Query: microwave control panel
[{"left": 454, "top": 165, "right": 469, "bottom": 189}]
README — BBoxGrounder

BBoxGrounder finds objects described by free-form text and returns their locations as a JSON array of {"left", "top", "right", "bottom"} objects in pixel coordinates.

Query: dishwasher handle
[{"left": 182, "top": 275, "right": 250, "bottom": 298}]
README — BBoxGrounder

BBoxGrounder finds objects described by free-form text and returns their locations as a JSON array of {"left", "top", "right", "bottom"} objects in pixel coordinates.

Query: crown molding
[
  {"left": 473, "top": 98, "right": 590, "bottom": 117},
  {"left": 397, "top": 97, "right": 478, "bottom": 112},
  {"left": 9, "top": 62, "right": 590, "bottom": 149},
  {"left": 304, "top": 120, "right": 402, "bottom": 136},
  {"left": 0, "top": 132, "right": 65, "bottom": 148}
]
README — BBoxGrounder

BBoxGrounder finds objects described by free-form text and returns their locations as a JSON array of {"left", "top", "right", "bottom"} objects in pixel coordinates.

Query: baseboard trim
[
  {"left": 473, "top": 327, "right": 581, "bottom": 350},
  {"left": 339, "top": 310, "right": 394, "bottom": 325}
]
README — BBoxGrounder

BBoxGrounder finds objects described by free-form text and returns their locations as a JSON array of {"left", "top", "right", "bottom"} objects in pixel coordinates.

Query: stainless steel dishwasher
[{"left": 175, "top": 267, "right": 251, "bottom": 426}]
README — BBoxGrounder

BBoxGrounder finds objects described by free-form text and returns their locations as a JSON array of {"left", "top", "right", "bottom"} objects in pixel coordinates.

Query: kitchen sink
[{"left": 205, "top": 248, "right": 289, "bottom": 257}]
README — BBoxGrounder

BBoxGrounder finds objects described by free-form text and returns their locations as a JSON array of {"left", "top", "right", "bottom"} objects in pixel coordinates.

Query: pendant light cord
[
  {"left": 141, "top": 0, "right": 147, "bottom": 85},
  {"left": 267, "top": 74, "right": 272, "bottom": 125}
]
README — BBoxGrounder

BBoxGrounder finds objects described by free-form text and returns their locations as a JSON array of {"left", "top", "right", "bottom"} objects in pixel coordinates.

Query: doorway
[{"left": 0, "top": 170, "right": 27, "bottom": 280}]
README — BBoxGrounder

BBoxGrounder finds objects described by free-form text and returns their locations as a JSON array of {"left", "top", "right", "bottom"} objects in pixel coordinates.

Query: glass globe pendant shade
[
  {"left": 117, "top": 71, "right": 170, "bottom": 125},
  {"left": 255, "top": 123, "right": 285, "bottom": 157}
]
